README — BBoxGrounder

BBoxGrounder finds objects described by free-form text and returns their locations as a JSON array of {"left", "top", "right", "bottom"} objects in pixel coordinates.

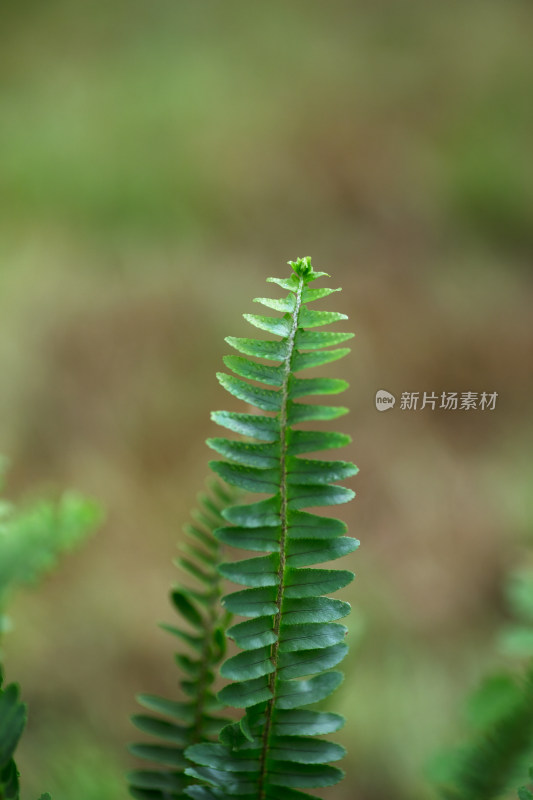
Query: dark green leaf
[
  {"left": 287, "top": 510, "right": 347, "bottom": 539},
  {"left": 221, "top": 587, "right": 278, "bottom": 617},
  {"left": 216, "top": 374, "right": 281, "bottom": 412},
  {"left": 286, "top": 458, "right": 358, "bottom": 485},
  {"left": 279, "top": 623, "right": 347, "bottom": 652},
  {"left": 288, "top": 484, "right": 355, "bottom": 509},
  {"left": 227, "top": 617, "right": 276, "bottom": 650},
  {"left": 207, "top": 439, "right": 280, "bottom": 469},
  {"left": 219, "top": 554, "right": 280, "bottom": 588},
  {"left": 292, "top": 348, "right": 351, "bottom": 372},
  {"left": 223, "top": 356, "right": 284, "bottom": 387},
  {"left": 185, "top": 743, "right": 259, "bottom": 773},
  {"left": 283, "top": 568, "right": 354, "bottom": 597},
  {"left": 222, "top": 498, "right": 280, "bottom": 527},
  {"left": 217, "top": 678, "right": 273, "bottom": 709},
  {"left": 281, "top": 597, "right": 351, "bottom": 624},
  {"left": 277, "top": 643, "right": 348, "bottom": 678},
  {"left": 211, "top": 412, "right": 279, "bottom": 443},
  {"left": 210, "top": 462, "right": 280, "bottom": 495},
  {"left": 286, "top": 537, "right": 359, "bottom": 567},
  {"left": 0, "top": 682, "right": 26, "bottom": 766},
  {"left": 225, "top": 337, "right": 287, "bottom": 362},
  {"left": 214, "top": 525, "right": 280, "bottom": 552},
  {"left": 220, "top": 647, "right": 275, "bottom": 680}
]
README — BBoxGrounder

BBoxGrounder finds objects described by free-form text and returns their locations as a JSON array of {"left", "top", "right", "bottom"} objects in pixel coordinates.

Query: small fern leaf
[
  {"left": 185, "top": 257, "right": 356, "bottom": 799},
  {"left": 129, "top": 481, "right": 234, "bottom": 800}
]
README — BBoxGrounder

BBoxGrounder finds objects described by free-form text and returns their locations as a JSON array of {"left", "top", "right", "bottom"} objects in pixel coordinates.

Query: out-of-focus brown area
[{"left": 1, "top": 1, "right": 532, "bottom": 798}]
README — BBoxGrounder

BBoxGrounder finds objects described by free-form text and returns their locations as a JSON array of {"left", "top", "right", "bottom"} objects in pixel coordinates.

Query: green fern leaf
[
  {"left": 185, "top": 257, "right": 357, "bottom": 799},
  {"left": 129, "top": 481, "right": 234, "bottom": 800},
  {"left": 0, "top": 671, "right": 26, "bottom": 800}
]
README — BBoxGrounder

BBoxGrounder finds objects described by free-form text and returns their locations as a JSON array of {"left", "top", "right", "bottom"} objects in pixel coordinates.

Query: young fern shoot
[
  {"left": 185, "top": 257, "right": 359, "bottom": 800},
  {"left": 129, "top": 481, "right": 234, "bottom": 800}
]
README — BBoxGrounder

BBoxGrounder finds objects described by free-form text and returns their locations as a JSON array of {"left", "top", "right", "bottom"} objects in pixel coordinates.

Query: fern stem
[{"left": 258, "top": 275, "right": 305, "bottom": 800}]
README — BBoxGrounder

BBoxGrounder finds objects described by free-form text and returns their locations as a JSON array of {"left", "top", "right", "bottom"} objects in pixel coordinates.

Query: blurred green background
[{"left": 1, "top": 1, "right": 532, "bottom": 798}]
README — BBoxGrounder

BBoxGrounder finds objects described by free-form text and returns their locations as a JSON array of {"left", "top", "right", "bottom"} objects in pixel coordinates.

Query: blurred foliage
[
  {"left": 427, "top": 562, "right": 533, "bottom": 800},
  {"left": 0, "top": 672, "right": 26, "bottom": 800},
  {"left": 0, "top": 460, "right": 101, "bottom": 623},
  {"left": 0, "top": 0, "right": 531, "bottom": 798},
  {"left": 518, "top": 768, "right": 533, "bottom": 800},
  {"left": 429, "top": 671, "right": 533, "bottom": 800},
  {"left": 499, "top": 570, "right": 533, "bottom": 660}
]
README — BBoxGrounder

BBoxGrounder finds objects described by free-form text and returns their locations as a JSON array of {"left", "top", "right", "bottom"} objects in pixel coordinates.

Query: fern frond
[
  {"left": 128, "top": 480, "right": 234, "bottom": 800},
  {"left": 185, "top": 258, "right": 358, "bottom": 799},
  {"left": 0, "top": 669, "right": 26, "bottom": 800},
  {"left": 434, "top": 667, "right": 533, "bottom": 800}
]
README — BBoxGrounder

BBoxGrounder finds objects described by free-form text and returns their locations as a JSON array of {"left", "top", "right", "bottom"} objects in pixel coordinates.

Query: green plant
[
  {"left": 432, "top": 668, "right": 533, "bottom": 800},
  {"left": 429, "top": 561, "right": 533, "bottom": 800},
  {"left": 0, "top": 461, "right": 101, "bottom": 800},
  {"left": 128, "top": 480, "right": 234, "bottom": 800},
  {"left": 183, "top": 257, "right": 358, "bottom": 799},
  {"left": 499, "top": 568, "right": 533, "bottom": 659},
  {"left": 0, "top": 672, "right": 26, "bottom": 800},
  {"left": 0, "top": 462, "right": 101, "bottom": 633},
  {"left": 518, "top": 768, "right": 533, "bottom": 800}
]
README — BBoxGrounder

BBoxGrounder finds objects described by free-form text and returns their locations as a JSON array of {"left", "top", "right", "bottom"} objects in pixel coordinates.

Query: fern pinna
[
  {"left": 185, "top": 257, "right": 359, "bottom": 800},
  {"left": 129, "top": 481, "right": 233, "bottom": 800}
]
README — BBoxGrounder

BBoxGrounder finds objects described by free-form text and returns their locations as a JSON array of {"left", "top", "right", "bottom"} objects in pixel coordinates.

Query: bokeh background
[{"left": 1, "top": 1, "right": 533, "bottom": 798}]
